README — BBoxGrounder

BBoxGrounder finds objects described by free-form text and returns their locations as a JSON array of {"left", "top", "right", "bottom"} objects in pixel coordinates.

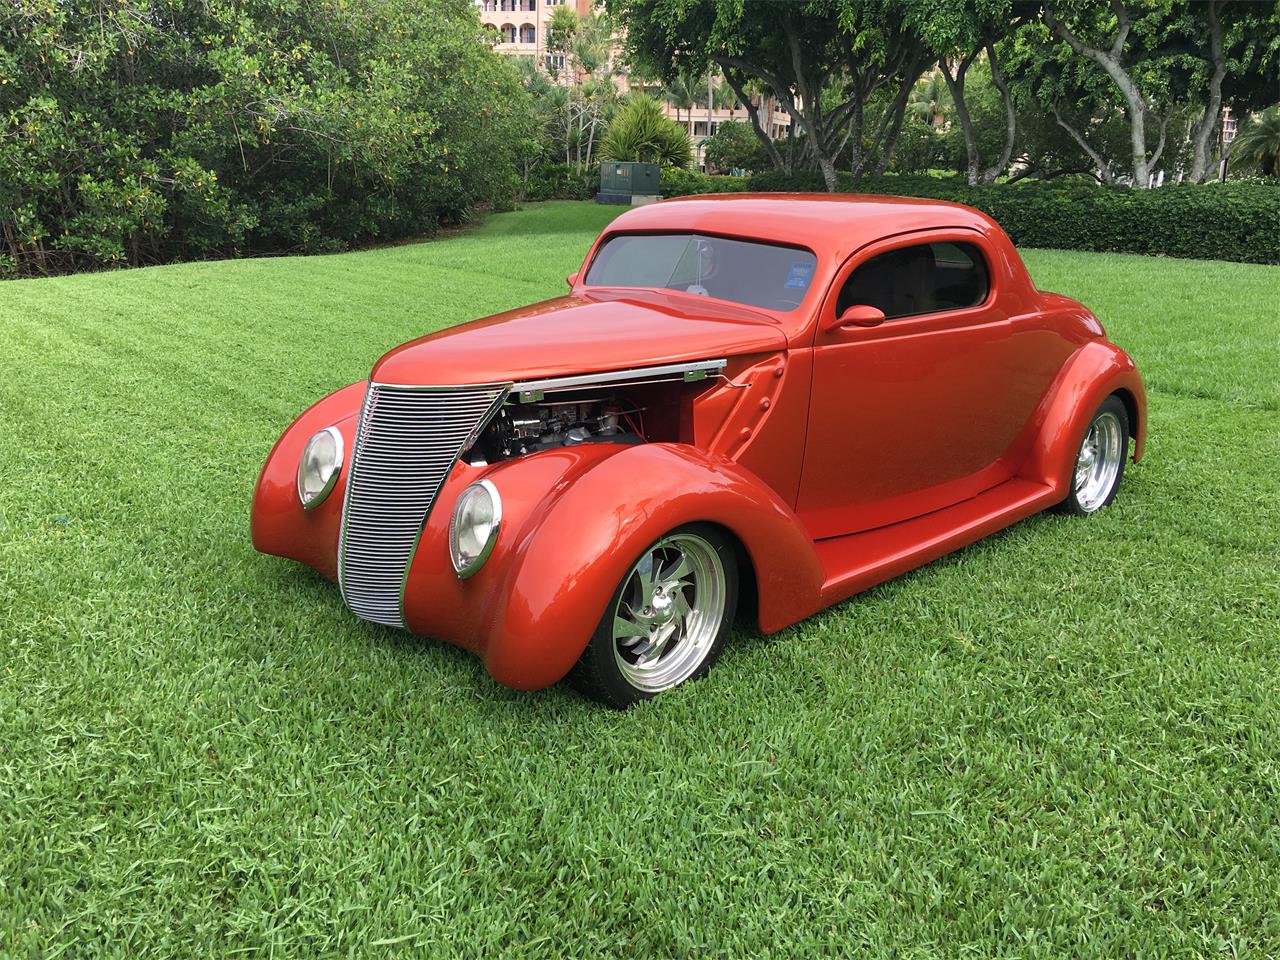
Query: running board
[{"left": 815, "top": 478, "right": 1059, "bottom": 607}]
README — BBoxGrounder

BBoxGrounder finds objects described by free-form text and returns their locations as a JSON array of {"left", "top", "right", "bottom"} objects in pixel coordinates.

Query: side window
[{"left": 836, "top": 241, "right": 990, "bottom": 320}]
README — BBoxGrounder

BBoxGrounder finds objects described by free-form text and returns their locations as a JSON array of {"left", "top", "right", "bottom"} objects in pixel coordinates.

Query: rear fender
[
  {"left": 1019, "top": 341, "right": 1147, "bottom": 495},
  {"left": 479, "top": 443, "right": 824, "bottom": 690}
]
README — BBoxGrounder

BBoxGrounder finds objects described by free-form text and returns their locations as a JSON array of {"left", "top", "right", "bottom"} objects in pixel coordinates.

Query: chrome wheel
[
  {"left": 610, "top": 532, "right": 727, "bottom": 693},
  {"left": 1073, "top": 410, "right": 1125, "bottom": 512}
]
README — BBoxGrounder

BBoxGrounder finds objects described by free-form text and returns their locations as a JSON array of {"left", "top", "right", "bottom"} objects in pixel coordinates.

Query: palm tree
[
  {"left": 664, "top": 69, "right": 700, "bottom": 133},
  {"left": 909, "top": 70, "right": 951, "bottom": 128},
  {"left": 601, "top": 96, "right": 693, "bottom": 168},
  {"left": 1232, "top": 106, "right": 1280, "bottom": 177},
  {"left": 712, "top": 78, "right": 739, "bottom": 112}
]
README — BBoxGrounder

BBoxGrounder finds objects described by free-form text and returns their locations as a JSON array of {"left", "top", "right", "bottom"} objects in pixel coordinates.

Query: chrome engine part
[{"left": 471, "top": 396, "right": 643, "bottom": 463}]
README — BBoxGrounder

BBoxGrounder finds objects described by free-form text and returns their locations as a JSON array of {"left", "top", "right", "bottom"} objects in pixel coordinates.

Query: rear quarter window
[{"left": 837, "top": 240, "right": 990, "bottom": 320}]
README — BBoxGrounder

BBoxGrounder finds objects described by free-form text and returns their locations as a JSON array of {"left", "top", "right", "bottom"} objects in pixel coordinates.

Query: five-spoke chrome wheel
[
  {"left": 1058, "top": 395, "right": 1130, "bottom": 516},
  {"left": 570, "top": 524, "right": 738, "bottom": 708}
]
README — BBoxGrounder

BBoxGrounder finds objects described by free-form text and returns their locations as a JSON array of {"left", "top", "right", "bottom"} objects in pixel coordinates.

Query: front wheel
[
  {"left": 568, "top": 524, "right": 738, "bottom": 709},
  {"left": 1055, "top": 394, "right": 1130, "bottom": 516}
]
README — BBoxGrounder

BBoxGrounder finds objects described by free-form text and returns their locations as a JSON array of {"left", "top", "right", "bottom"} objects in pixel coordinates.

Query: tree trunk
[
  {"left": 871, "top": 55, "right": 928, "bottom": 176},
  {"left": 940, "top": 54, "right": 981, "bottom": 186},
  {"left": 1188, "top": 0, "right": 1228, "bottom": 183},
  {"left": 980, "top": 41, "right": 1017, "bottom": 184},
  {"left": 816, "top": 153, "right": 838, "bottom": 191},
  {"left": 1045, "top": 1, "right": 1153, "bottom": 186},
  {"left": 1052, "top": 105, "right": 1116, "bottom": 184},
  {"left": 717, "top": 64, "right": 784, "bottom": 170}
]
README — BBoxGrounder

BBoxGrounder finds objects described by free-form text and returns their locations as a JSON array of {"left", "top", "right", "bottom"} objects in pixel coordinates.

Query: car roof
[{"left": 604, "top": 193, "right": 1000, "bottom": 261}]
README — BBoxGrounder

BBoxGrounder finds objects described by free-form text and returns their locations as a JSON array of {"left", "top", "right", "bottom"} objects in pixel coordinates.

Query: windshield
[{"left": 584, "top": 234, "right": 818, "bottom": 311}]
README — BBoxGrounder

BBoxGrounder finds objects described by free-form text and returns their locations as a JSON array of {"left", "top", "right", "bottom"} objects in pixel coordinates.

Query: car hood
[{"left": 370, "top": 289, "right": 788, "bottom": 386}]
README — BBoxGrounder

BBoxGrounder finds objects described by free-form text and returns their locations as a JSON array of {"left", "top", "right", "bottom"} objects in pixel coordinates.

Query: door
[{"left": 798, "top": 231, "right": 1023, "bottom": 539}]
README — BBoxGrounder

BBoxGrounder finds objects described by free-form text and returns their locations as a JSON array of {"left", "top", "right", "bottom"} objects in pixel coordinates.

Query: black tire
[
  {"left": 1054, "top": 394, "right": 1130, "bottom": 516},
  {"left": 568, "top": 523, "right": 738, "bottom": 709}
]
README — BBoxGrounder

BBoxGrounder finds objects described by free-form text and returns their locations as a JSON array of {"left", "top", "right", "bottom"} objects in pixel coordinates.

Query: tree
[
  {"left": 613, "top": 0, "right": 931, "bottom": 191},
  {"left": 1004, "top": 19, "right": 1134, "bottom": 183},
  {"left": 712, "top": 76, "right": 740, "bottom": 111},
  {"left": 600, "top": 96, "right": 693, "bottom": 167},
  {"left": 902, "top": 0, "right": 1029, "bottom": 185},
  {"left": 0, "top": 0, "right": 534, "bottom": 276},
  {"left": 1183, "top": 0, "right": 1280, "bottom": 182},
  {"left": 908, "top": 71, "right": 953, "bottom": 127},
  {"left": 1039, "top": 0, "right": 1190, "bottom": 187},
  {"left": 1185, "top": 0, "right": 1231, "bottom": 182},
  {"left": 664, "top": 68, "right": 701, "bottom": 132},
  {"left": 543, "top": 7, "right": 620, "bottom": 173},
  {"left": 1232, "top": 105, "right": 1280, "bottom": 176},
  {"left": 703, "top": 120, "right": 762, "bottom": 172}
]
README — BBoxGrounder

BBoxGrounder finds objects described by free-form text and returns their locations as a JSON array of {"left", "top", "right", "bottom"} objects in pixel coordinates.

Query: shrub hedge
[
  {"left": 518, "top": 162, "right": 1277, "bottom": 264},
  {"left": 647, "top": 169, "right": 1280, "bottom": 264}
]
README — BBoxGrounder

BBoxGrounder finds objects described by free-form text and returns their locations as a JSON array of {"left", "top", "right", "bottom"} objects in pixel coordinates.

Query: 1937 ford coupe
[{"left": 252, "top": 195, "right": 1146, "bottom": 707}]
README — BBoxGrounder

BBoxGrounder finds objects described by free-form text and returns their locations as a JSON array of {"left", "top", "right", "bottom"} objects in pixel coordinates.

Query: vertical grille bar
[{"left": 338, "top": 383, "right": 508, "bottom": 627}]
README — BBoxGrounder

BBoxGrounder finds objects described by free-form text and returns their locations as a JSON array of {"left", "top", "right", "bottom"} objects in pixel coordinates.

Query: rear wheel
[
  {"left": 1056, "top": 395, "right": 1130, "bottom": 516},
  {"left": 568, "top": 524, "right": 738, "bottom": 709}
]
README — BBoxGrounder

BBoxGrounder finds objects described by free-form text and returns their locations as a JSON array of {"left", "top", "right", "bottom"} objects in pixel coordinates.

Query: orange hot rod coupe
[{"left": 252, "top": 195, "right": 1145, "bottom": 707}]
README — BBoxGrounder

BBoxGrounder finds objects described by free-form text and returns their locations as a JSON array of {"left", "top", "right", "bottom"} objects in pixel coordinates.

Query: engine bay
[{"left": 469, "top": 394, "right": 646, "bottom": 464}]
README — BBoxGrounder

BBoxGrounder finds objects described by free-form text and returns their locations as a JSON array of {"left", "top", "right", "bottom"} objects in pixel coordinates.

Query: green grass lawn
[{"left": 2, "top": 200, "right": 1279, "bottom": 957}]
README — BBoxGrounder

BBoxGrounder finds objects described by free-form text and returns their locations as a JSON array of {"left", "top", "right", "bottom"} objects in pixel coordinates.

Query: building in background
[
  {"left": 476, "top": 0, "right": 790, "bottom": 169},
  {"left": 477, "top": 0, "right": 588, "bottom": 74}
]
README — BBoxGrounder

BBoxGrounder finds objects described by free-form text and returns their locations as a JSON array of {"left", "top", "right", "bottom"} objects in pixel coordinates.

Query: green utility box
[{"left": 597, "top": 162, "right": 660, "bottom": 205}]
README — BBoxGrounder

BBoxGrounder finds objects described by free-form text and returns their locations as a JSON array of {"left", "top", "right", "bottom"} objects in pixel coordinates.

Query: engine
[{"left": 470, "top": 396, "right": 643, "bottom": 464}]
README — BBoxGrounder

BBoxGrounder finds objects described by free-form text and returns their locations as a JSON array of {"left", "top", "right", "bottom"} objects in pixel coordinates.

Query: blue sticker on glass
[{"left": 784, "top": 261, "right": 814, "bottom": 290}]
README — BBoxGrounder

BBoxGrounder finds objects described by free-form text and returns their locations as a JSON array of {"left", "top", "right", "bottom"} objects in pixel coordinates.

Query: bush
[
  {"left": 663, "top": 172, "right": 1280, "bottom": 264},
  {"left": 742, "top": 170, "right": 829, "bottom": 193},
  {"left": 600, "top": 96, "right": 692, "bottom": 169},
  {"left": 0, "top": 0, "right": 534, "bottom": 278},
  {"left": 892, "top": 121, "right": 948, "bottom": 175},
  {"left": 659, "top": 167, "right": 747, "bottom": 196},
  {"left": 703, "top": 121, "right": 764, "bottom": 174},
  {"left": 522, "top": 164, "right": 595, "bottom": 201}
]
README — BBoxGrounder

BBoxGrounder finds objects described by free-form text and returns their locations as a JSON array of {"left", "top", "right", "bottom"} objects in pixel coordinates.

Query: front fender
[
  {"left": 1019, "top": 341, "right": 1147, "bottom": 495},
  {"left": 408, "top": 443, "right": 824, "bottom": 691},
  {"left": 250, "top": 380, "right": 366, "bottom": 580}
]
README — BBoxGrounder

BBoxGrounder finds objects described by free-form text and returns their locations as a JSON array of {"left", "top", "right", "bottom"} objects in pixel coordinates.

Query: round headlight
[
  {"left": 297, "top": 426, "right": 344, "bottom": 510},
  {"left": 449, "top": 479, "right": 501, "bottom": 579}
]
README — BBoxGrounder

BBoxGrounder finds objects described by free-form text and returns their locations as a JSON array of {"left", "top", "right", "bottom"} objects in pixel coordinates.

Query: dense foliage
[
  {"left": 651, "top": 169, "right": 1280, "bottom": 264},
  {"left": 0, "top": 0, "right": 533, "bottom": 277},
  {"left": 612, "top": 0, "right": 1280, "bottom": 191}
]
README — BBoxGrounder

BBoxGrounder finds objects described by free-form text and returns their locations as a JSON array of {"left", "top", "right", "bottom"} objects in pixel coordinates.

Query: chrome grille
[{"left": 338, "top": 383, "right": 508, "bottom": 627}]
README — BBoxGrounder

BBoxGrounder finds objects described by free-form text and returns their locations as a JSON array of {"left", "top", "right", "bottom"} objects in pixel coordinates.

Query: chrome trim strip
[
  {"left": 508, "top": 359, "right": 727, "bottom": 398},
  {"left": 335, "top": 383, "right": 374, "bottom": 601},
  {"left": 369, "top": 381, "right": 516, "bottom": 393}
]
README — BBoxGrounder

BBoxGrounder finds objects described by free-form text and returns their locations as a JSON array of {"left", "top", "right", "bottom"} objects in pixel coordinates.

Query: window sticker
[{"left": 784, "top": 260, "right": 814, "bottom": 290}]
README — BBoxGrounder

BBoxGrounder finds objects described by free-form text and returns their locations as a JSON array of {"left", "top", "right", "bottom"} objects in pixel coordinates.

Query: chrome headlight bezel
[
  {"left": 297, "top": 426, "right": 344, "bottom": 511},
  {"left": 449, "top": 479, "right": 502, "bottom": 579}
]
